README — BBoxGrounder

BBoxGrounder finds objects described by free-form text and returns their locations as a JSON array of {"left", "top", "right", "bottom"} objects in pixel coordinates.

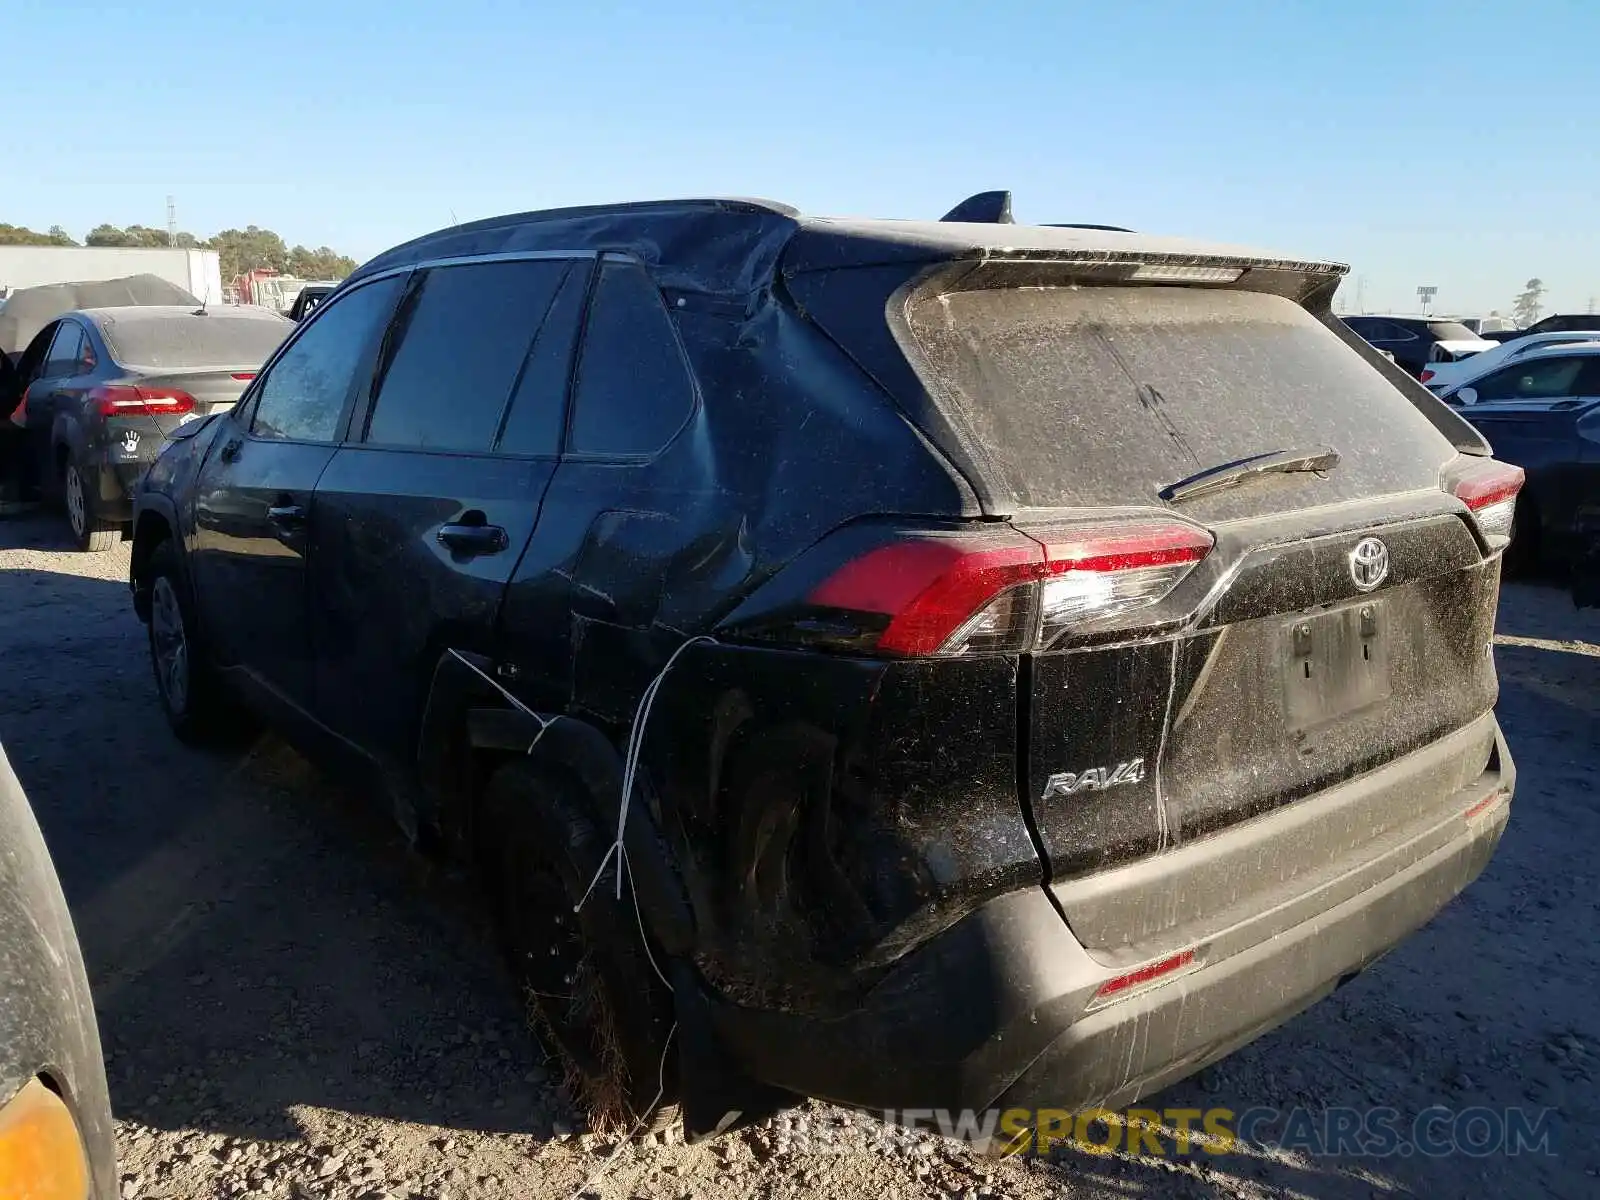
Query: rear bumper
[{"left": 713, "top": 721, "right": 1512, "bottom": 1115}]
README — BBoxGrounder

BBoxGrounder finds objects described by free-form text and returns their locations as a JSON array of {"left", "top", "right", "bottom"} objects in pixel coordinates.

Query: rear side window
[
  {"left": 1373, "top": 321, "right": 1419, "bottom": 341},
  {"left": 364, "top": 259, "right": 567, "bottom": 452},
  {"left": 904, "top": 284, "right": 1454, "bottom": 509},
  {"left": 253, "top": 276, "right": 402, "bottom": 443},
  {"left": 42, "top": 323, "right": 86, "bottom": 378},
  {"left": 497, "top": 262, "right": 588, "bottom": 457},
  {"left": 1471, "top": 355, "right": 1587, "bottom": 403},
  {"left": 568, "top": 259, "right": 695, "bottom": 456}
]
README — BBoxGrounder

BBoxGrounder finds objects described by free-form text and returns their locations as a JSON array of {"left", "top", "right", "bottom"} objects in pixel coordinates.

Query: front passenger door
[{"left": 189, "top": 274, "right": 405, "bottom": 709}]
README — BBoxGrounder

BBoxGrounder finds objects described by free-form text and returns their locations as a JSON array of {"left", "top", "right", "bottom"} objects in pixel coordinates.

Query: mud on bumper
[{"left": 712, "top": 722, "right": 1513, "bottom": 1115}]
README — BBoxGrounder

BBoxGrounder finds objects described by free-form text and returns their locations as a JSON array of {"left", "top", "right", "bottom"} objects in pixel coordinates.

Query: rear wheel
[
  {"left": 63, "top": 455, "right": 119, "bottom": 552},
  {"left": 475, "top": 760, "right": 678, "bottom": 1133},
  {"left": 145, "top": 540, "right": 250, "bottom": 745}
]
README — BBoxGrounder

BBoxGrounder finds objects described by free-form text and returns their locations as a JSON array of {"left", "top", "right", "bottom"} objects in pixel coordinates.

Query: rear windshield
[
  {"left": 1426, "top": 321, "right": 1480, "bottom": 341},
  {"left": 903, "top": 284, "right": 1454, "bottom": 510},
  {"left": 100, "top": 313, "right": 291, "bottom": 370}
]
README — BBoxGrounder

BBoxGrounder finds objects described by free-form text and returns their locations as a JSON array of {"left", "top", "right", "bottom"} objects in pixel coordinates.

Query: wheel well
[
  {"left": 53, "top": 441, "right": 68, "bottom": 476},
  {"left": 130, "top": 512, "right": 173, "bottom": 620}
]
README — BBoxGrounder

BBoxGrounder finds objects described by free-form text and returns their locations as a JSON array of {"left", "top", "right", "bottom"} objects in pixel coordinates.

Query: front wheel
[
  {"left": 63, "top": 455, "right": 119, "bottom": 552},
  {"left": 145, "top": 540, "right": 250, "bottom": 745}
]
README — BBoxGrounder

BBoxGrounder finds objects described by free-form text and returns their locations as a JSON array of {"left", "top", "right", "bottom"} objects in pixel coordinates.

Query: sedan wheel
[
  {"left": 64, "top": 464, "right": 87, "bottom": 540},
  {"left": 62, "top": 455, "right": 119, "bottom": 551}
]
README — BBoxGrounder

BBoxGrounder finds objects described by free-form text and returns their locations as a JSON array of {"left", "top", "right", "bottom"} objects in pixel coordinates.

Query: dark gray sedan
[
  {"left": 4, "top": 306, "right": 290, "bottom": 550},
  {"left": 0, "top": 743, "right": 115, "bottom": 1197}
]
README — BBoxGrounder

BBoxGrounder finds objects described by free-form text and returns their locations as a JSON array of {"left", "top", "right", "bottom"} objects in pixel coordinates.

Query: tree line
[{"left": 0, "top": 222, "right": 359, "bottom": 283}]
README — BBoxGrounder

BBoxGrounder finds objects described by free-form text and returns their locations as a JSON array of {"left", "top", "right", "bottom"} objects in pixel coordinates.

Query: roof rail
[
  {"left": 941, "top": 191, "right": 1013, "bottom": 224},
  {"left": 1043, "top": 222, "right": 1137, "bottom": 233}
]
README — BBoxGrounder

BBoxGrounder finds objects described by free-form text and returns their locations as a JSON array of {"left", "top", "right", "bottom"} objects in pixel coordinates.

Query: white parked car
[
  {"left": 1440, "top": 343, "right": 1600, "bottom": 407},
  {"left": 1422, "top": 331, "right": 1600, "bottom": 392}
]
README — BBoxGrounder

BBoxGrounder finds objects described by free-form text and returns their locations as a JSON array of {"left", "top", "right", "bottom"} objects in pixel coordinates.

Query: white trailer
[{"left": 0, "top": 246, "right": 224, "bottom": 305}]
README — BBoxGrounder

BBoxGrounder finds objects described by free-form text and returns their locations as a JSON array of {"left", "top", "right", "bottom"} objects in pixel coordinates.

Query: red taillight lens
[
  {"left": 807, "top": 519, "right": 1214, "bottom": 657},
  {"left": 9, "top": 387, "right": 27, "bottom": 427},
  {"left": 231, "top": 372, "right": 256, "bottom": 381},
  {"left": 90, "top": 385, "right": 197, "bottom": 418},
  {"left": 1419, "top": 369, "right": 1435, "bottom": 383},
  {"left": 1451, "top": 460, "right": 1524, "bottom": 541},
  {"left": 810, "top": 530, "right": 1047, "bottom": 656}
]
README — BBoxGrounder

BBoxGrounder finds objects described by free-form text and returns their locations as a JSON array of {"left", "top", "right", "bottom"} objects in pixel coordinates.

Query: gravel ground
[{"left": 2, "top": 509, "right": 1598, "bottom": 1199}]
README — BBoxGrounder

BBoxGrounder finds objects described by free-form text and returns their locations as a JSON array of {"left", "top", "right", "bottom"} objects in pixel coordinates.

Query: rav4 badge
[{"left": 1042, "top": 757, "right": 1147, "bottom": 799}]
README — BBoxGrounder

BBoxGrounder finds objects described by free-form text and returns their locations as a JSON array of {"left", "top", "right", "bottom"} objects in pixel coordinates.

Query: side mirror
[{"left": 1455, "top": 387, "right": 1478, "bottom": 407}]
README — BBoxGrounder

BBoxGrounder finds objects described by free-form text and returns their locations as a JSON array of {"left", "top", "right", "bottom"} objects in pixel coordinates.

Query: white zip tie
[
  {"left": 574, "top": 635, "right": 716, "bottom": 914},
  {"left": 453, "top": 639, "right": 708, "bottom": 1183},
  {"left": 447, "top": 648, "right": 561, "bottom": 753},
  {"left": 566, "top": 1021, "right": 678, "bottom": 1200}
]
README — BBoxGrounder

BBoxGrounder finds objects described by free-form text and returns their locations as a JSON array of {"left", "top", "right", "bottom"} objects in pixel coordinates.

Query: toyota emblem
[{"left": 1349, "top": 537, "right": 1390, "bottom": 592}]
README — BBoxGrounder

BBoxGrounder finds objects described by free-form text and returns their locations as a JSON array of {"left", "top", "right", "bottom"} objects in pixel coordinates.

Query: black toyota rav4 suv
[{"left": 129, "top": 195, "right": 1520, "bottom": 1137}]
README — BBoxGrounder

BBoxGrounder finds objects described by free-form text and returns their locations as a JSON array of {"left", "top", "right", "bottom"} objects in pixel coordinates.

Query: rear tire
[
  {"left": 145, "top": 539, "right": 250, "bottom": 746},
  {"left": 475, "top": 759, "right": 679, "bottom": 1134},
  {"left": 63, "top": 455, "right": 119, "bottom": 552}
]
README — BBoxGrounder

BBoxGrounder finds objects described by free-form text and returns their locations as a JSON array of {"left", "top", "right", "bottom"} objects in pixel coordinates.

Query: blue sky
[{"left": 4, "top": 1, "right": 1594, "bottom": 317}]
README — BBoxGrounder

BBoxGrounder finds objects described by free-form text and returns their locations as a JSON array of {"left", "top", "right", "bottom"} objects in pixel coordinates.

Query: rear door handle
[
  {"left": 438, "top": 523, "right": 509, "bottom": 555},
  {"left": 267, "top": 504, "right": 305, "bottom": 527}
]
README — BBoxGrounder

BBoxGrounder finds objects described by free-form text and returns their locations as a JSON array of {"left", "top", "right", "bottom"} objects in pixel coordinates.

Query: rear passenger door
[
  {"left": 307, "top": 255, "right": 590, "bottom": 768},
  {"left": 496, "top": 254, "right": 703, "bottom": 723},
  {"left": 19, "top": 321, "right": 94, "bottom": 476}
]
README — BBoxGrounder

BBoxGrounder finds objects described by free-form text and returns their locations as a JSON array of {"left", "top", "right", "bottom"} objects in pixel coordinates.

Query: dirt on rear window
[
  {"left": 99, "top": 312, "right": 291, "bottom": 371},
  {"left": 903, "top": 284, "right": 1456, "bottom": 512}
]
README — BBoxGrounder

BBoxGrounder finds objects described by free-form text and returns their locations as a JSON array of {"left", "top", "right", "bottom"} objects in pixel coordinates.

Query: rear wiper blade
[{"left": 1161, "top": 446, "right": 1340, "bottom": 503}]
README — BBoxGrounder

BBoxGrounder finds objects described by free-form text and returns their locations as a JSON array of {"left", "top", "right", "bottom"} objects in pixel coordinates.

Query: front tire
[
  {"left": 63, "top": 455, "right": 119, "bottom": 552},
  {"left": 475, "top": 760, "right": 678, "bottom": 1133},
  {"left": 145, "top": 540, "right": 248, "bottom": 745}
]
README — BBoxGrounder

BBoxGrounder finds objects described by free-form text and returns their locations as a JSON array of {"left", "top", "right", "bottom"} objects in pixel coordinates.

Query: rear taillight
[
  {"left": 807, "top": 518, "right": 1214, "bottom": 657},
  {"left": 1451, "top": 460, "right": 1524, "bottom": 542},
  {"left": 1419, "top": 368, "right": 1435, "bottom": 383},
  {"left": 9, "top": 388, "right": 27, "bottom": 427},
  {"left": 90, "top": 385, "right": 196, "bottom": 418},
  {"left": 231, "top": 372, "right": 256, "bottom": 381}
]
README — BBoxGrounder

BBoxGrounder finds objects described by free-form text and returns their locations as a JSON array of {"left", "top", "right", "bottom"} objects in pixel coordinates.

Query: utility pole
[
  {"left": 166, "top": 195, "right": 177, "bottom": 247},
  {"left": 1356, "top": 276, "right": 1367, "bottom": 314},
  {"left": 1588, "top": 295, "right": 1596, "bottom": 315}
]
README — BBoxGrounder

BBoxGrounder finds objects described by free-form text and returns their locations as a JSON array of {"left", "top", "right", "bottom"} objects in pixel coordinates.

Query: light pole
[{"left": 1417, "top": 286, "right": 1438, "bottom": 317}]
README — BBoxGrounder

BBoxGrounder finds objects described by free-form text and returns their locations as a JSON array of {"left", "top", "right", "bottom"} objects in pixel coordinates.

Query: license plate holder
[{"left": 1283, "top": 602, "right": 1391, "bottom": 730}]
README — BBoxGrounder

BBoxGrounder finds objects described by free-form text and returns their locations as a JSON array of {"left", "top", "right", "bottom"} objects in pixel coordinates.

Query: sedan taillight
[{"left": 90, "top": 385, "right": 196, "bottom": 418}]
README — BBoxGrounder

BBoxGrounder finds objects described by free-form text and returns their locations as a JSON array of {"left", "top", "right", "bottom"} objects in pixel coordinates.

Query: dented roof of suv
[{"left": 349, "top": 194, "right": 1349, "bottom": 305}]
